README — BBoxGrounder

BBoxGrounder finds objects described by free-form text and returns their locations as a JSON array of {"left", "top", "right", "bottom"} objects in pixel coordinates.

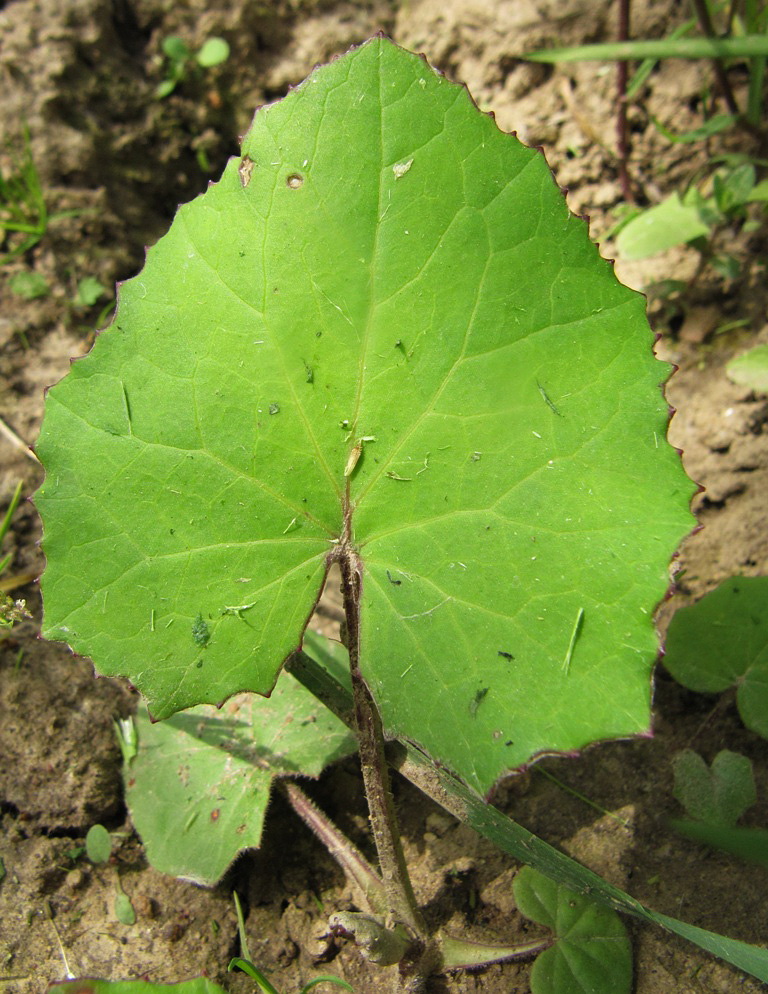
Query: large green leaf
[
  {"left": 36, "top": 37, "right": 695, "bottom": 793},
  {"left": 124, "top": 633, "right": 356, "bottom": 884}
]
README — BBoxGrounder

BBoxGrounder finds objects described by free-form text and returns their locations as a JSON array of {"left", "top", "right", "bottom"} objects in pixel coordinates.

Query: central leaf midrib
[{"left": 347, "top": 46, "right": 387, "bottom": 450}]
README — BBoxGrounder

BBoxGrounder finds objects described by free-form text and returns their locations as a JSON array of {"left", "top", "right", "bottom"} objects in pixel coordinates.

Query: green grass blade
[
  {"left": 649, "top": 112, "right": 738, "bottom": 143},
  {"left": 625, "top": 19, "right": 697, "bottom": 99},
  {"left": 524, "top": 36, "right": 768, "bottom": 62},
  {"left": 227, "top": 959, "right": 280, "bottom": 994},
  {"left": 746, "top": 55, "right": 765, "bottom": 124},
  {"left": 301, "top": 977, "right": 355, "bottom": 993},
  {"left": 0, "top": 481, "right": 23, "bottom": 545}
]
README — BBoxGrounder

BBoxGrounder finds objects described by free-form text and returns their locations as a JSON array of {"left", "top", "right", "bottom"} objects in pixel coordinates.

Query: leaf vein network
[
  {"left": 365, "top": 568, "right": 481, "bottom": 785},
  {"left": 179, "top": 211, "right": 266, "bottom": 317},
  {"left": 355, "top": 252, "right": 492, "bottom": 504}
]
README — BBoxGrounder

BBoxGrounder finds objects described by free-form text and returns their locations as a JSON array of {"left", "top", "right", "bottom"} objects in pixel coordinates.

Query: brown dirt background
[{"left": 1, "top": 1, "right": 767, "bottom": 992}]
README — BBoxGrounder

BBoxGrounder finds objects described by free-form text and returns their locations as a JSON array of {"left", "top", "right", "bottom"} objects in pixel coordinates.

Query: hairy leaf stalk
[{"left": 333, "top": 498, "right": 426, "bottom": 943}]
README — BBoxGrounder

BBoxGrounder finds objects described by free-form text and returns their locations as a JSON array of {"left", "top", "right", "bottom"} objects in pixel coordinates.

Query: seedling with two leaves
[
  {"left": 156, "top": 36, "right": 231, "bottom": 99},
  {"left": 35, "top": 37, "right": 768, "bottom": 993}
]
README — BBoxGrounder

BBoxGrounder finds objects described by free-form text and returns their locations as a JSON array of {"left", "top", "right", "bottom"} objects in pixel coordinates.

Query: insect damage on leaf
[
  {"left": 238, "top": 156, "right": 255, "bottom": 188},
  {"left": 192, "top": 614, "right": 211, "bottom": 648}
]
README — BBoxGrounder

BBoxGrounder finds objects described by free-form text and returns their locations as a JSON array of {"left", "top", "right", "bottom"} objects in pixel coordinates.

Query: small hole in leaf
[{"left": 286, "top": 173, "right": 304, "bottom": 189}]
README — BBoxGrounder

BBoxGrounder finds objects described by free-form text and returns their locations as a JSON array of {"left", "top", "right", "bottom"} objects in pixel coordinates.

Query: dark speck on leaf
[
  {"left": 196, "top": 660, "right": 203, "bottom": 669},
  {"left": 505, "top": 740, "right": 514, "bottom": 747},
  {"left": 498, "top": 650, "right": 514, "bottom": 661},
  {"left": 469, "top": 687, "right": 489, "bottom": 717},
  {"left": 387, "top": 569, "right": 402, "bottom": 586},
  {"left": 304, "top": 362, "right": 314, "bottom": 384},
  {"left": 192, "top": 614, "right": 210, "bottom": 648}
]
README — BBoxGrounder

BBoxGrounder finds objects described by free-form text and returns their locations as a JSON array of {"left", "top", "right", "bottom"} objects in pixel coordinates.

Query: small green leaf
[
  {"left": 114, "top": 884, "right": 136, "bottom": 925},
  {"left": 85, "top": 824, "right": 112, "bottom": 864},
  {"left": 196, "top": 38, "right": 230, "bottom": 68},
  {"left": 726, "top": 344, "right": 768, "bottom": 393},
  {"left": 155, "top": 78, "right": 177, "bottom": 99},
  {"left": 9, "top": 271, "right": 49, "bottom": 299},
  {"left": 616, "top": 193, "right": 710, "bottom": 259},
  {"left": 162, "top": 36, "right": 189, "bottom": 61},
  {"left": 747, "top": 179, "right": 768, "bottom": 202},
  {"left": 513, "top": 867, "right": 632, "bottom": 994},
  {"left": 48, "top": 980, "right": 227, "bottom": 994},
  {"left": 74, "top": 276, "right": 107, "bottom": 309},
  {"left": 714, "top": 164, "right": 756, "bottom": 213},
  {"left": 672, "top": 749, "right": 756, "bottom": 826},
  {"left": 710, "top": 254, "right": 741, "bottom": 280},
  {"left": 664, "top": 577, "right": 768, "bottom": 740},
  {"left": 124, "top": 637, "right": 356, "bottom": 884}
]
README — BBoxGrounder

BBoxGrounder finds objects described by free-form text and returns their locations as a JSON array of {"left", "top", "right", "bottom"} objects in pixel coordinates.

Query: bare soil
[{"left": 1, "top": 1, "right": 767, "bottom": 992}]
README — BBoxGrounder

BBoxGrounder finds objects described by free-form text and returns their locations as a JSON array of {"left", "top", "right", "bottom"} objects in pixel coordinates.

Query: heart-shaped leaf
[
  {"left": 513, "top": 866, "right": 632, "bottom": 994},
  {"left": 664, "top": 576, "right": 768, "bottom": 740},
  {"left": 124, "top": 633, "right": 356, "bottom": 884},
  {"left": 672, "top": 749, "right": 756, "bottom": 827},
  {"left": 36, "top": 38, "right": 694, "bottom": 793}
]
